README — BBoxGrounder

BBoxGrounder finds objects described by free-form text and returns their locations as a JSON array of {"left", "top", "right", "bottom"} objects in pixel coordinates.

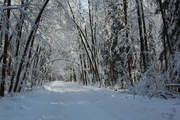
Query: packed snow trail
[{"left": 0, "top": 81, "right": 180, "bottom": 120}]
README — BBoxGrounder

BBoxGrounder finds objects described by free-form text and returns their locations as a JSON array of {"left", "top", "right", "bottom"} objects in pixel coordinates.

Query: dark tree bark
[
  {"left": 140, "top": 0, "right": 149, "bottom": 66},
  {"left": 67, "top": 1, "right": 101, "bottom": 85},
  {"left": 123, "top": 0, "right": 133, "bottom": 86},
  {"left": 0, "top": 0, "right": 11, "bottom": 97},
  {"left": 9, "top": 0, "right": 28, "bottom": 93},
  {"left": 158, "top": 0, "right": 173, "bottom": 54},
  {"left": 136, "top": 0, "right": 146, "bottom": 71},
  {"left": 13, "top": 0, "right": 50, "bottom": 92}
]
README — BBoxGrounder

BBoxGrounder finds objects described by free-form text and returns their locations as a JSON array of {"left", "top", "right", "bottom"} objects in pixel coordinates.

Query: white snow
[{"left": 0, "top": 81, "right": 180, "bottom": 120}]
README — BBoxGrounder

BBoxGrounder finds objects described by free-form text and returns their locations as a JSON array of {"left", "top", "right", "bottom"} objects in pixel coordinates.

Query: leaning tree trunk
[
  {"left": 158, "top": 0, "right": 173, "bottom": 55},
  {"left": 8, "top": 0, "right": 29, "bottom": 93},
  {"left": 67, "top": 1, "right": 101, "bottom": 85},
  {"left": 13, "top": 0, "right": 50, "bottom": 92}
]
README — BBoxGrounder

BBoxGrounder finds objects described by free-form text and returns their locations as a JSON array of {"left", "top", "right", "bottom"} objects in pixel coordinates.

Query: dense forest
[{"left": 0, "top": 0, "right": 179, "bottom": 98}]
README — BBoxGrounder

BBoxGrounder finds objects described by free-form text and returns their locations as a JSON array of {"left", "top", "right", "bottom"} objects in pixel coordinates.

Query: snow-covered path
[{"left": 0, "top": 81, "right": 180, "bottom": 120}]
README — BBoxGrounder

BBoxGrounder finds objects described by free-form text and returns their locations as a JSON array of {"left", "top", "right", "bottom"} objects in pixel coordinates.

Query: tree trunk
[
  {"left": 13, "top": 0, "right": 49, "bottom": 92},
  {"left": 136, "top": 0, "right": 146, "bottom": 71},
  {"left": 158, "top": 0, "right": 173, "bottom": 54},
  {"left": 67, "top": 1, "right": 101, "bottom": 85},
  {"left": 140, "top": 0, "right": 149, "bottom": 67},
  {"left": 9, "top": 0, "right": 28, "bottom": 93},
  {"left": 0, "top": 0, "right": 11, "bottom": 97},
  {"left": 123, "top": 0, "right": 133, "bottom": 86}
]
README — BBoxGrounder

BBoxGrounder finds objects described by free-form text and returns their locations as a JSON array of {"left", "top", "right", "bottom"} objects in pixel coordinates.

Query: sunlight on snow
[{"left": 44, "top": 81, "right": 87, "bottom": 93}]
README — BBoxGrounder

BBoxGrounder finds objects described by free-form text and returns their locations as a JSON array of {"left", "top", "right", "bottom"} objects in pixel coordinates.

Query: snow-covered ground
[{"left": 0, "top": 81, "right": 179, "bottom": 120}]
